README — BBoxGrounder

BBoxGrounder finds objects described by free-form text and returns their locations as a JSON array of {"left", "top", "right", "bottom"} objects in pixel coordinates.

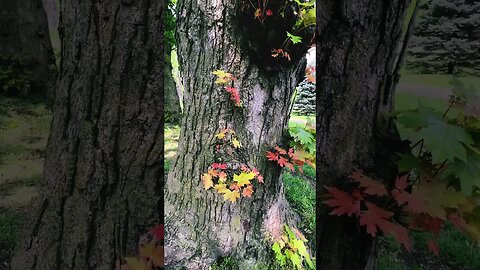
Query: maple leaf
[
  {"left": 212, "top": 163, "right": 227, "bottom": 170},
  {"left": 232, "top": 137, "right": 242, "bottom": 148},
  {"left": 266, "top": 9, "right": 273, "bottom": 16},
  {"left": 266, "top": 151, "right": 279, "bottom": 161},
  {"left": 242, "top": 185, "right": 254, "bottom": 198},
  {"left": 257, "top": 174, "right": 264, "bottom": 183},
  {"left": 277, "top": 156, "right": 289, "bottom": 167},
  {"left": 214, "top": 184, "right": 229, "bottom": 193},
  {"left": 202, "top": 173, "right": 213, "bottom": 190},
  {"left": 286, "top": 31, "right": 302, "bottom": 44},
  {"left": 359, "top": 202, "right": 394, "bottom": 237},
  {"left": 234, "top": 172, "right": 256, "bottom": 187},
  {"left": 125, "top": 257, "right": 148, "bottom": 270},
  {"left": 225, "top": 86, "right": 242, "bottom": 106},
  {"left": 254, "top": 8, "right": 262, "bottom": 19},
  {"left": 218, "top": 171, "right": 227, "bottom": 182},
  {"left": 350, "top": 171, "right": 388, "bottom": 196},
  {"left": 208, "top": 169, "right": 219, "bottom": 177},
  {"left": 392, "top": 189, "right": 427, "bottom": 214},
  {"left": 427, "top": 239, "right": 440, "bottom": 256},
  {"left": 139, "top": 243, "right": 163, "bottom": 267},
  {"left": 386, "top": 224, "right": 412, "bottom": 251},
  {"left": 149, "top": 224, "right": 164, "bottom": 241},
  {"left": 275, "top": 145, "right": 287, "bottom": 155},
  {"left": 449, "top": 214, "right": 472, "bottom": 232},
  {"left": 223, "top": 189, "right": 240, "bottom": 203},
  {"left": 324, "top": 187, "right": 361, "bottom": 216},
  {"left": 215, "top": 130, "right": 227, "bottom": 139}
]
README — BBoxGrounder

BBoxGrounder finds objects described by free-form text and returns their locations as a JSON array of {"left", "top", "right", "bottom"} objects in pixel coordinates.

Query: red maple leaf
[
  {"left": 387, "top": 224, "right": 412, "bottom": 251},
  {"left": 359, "top": 202, "right": 394, "bottom": 236},
  {"left": 212, "top": 163, "right": 227, "bottom": 170},
  {"left": 257, "top": 174, "right": 264, "bottom": 183},
  {"left": 324, "top": 187, "right": 361, "bottom": 216},
  {"left": 275, "top": 145, "right": 287, "bottom": 155},
  {"left": 392, "top": 189, "right": 427, "bottom": 214},
  {"left": 410, "top": 214, "right": 443, "bottom": 235},
  {"left": 350, "top": 171, "right": 388, "bottom": 196},
  {"left": 266, "top": 151, "right": 279, "bottom": 161},
  {"left": 266, "top": 9, "right": 273, "bottom": 16},
  {"left": 149, "top": 224, "right": 164, "bottom": 241},
  {"left": 395, "top": 174, "right": 409, "bottom": 190},
  {"left": 277, "top": 156, "right": 289, "bottom": 167},
  {"left": 427, "top": 239, "right": 440, "bottom": 256},
  {"left": 449, "top": 214, "right": 471, "bottom": 232},
  {"left": 225, "top": 86, "right": 241, "bottom": 106}
]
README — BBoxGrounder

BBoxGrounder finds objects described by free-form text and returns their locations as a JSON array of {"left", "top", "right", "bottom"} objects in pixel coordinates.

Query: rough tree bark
[
  {"left": 164, "top": 0, "right": 310, "bottom": 269},
  {"left": 0, "top": 0, "right": 56, "bottom": 100},
  {"left": 316, "top": 1, "right": 412, "bottom": 269},
  {"left": 10, "top": 1, "right": 164, "bottom": 269}
]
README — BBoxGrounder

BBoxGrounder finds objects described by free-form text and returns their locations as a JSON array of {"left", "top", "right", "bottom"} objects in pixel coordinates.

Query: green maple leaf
[
  {"left": 418, "top": 119, "right": 473, "bottom": 163},
  {"left": 290, "top": 125, "right": 314, "bottom": 145},
  {"left": 289, "top": 253, "right": 303, "bottom": 269},
  {"left": 287, "top": 32, "right": 302, "bottom": 44},
  {"left": 447, "top": 154, "right": 480, "bottom": 195}
]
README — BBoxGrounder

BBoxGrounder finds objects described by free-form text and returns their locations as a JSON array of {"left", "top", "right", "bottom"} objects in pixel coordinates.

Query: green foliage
[
  {"left": 0, "top": 60, "right": 31, "bottom": 97},
  {"left": 272, "top": 225, "right": 314, "bottom": 270},
  {"left": 289, "top": 121, "right": 315, "bottom": 155},
  {"left": 165, "top": 0, "right": 177, "bottom": 49},
  {"left": 396, "top": 77, "right": 480, "bottom": 195}
]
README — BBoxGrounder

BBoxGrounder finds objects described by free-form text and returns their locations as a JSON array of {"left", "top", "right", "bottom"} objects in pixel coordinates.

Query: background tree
[
  {"left": 317, "top": 0, "right": 414, "bottom": 269},
  {"left": 164, "top": 0, "right": 314, "bottom": 268},
  {"left": 0, "top": 0, "right": 56, "bottom": 101},
  {"left": 10, "top": 1, "right": 164, "bottom": 269},
  {"left": 407, "top": 0, "right": 480, "bottom": 74},
  {"left": 164, "top": 0, "right": 182, "bottom": 124},
  {"left": 292, "top": 80, "right": 315, "bottom": 116}
]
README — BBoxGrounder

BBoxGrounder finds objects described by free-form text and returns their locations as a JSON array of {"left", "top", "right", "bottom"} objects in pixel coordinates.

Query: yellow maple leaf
[
  {"left": 232, "top": 137, "right": 242, "bottom": 148},
  {"left": 125, "top": 257, "right": 148, "bottom": 270},
  {"left": 202, "top": 173, "right": 213, "bottom": 190},
  {"left": 214, "top": 184, "right": 229, "bottom": 193},
  {"left": 223, "top": 189, "right": 240, "bottom": 203},
  {"left": 139, "top": 243, "right": 163, "bottom": 267},
  {"left": 234, "top": 172, "right": 255, "bottom": 187},
  {"left": 215, "top": 130, "right": 227, "bottom": 139}
]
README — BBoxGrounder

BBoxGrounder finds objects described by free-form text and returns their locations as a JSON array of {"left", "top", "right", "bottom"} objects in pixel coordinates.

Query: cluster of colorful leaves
[
  {"left": 202, "top": 163, "right": 264, "bottom": 203},
  {"left": 272, "top": 225, "right": 314, "bottom": 270},
  {"left": 271, "top": 48, "right": 291, "bottom": 61},
  {"left": 212, "top": 70, "right": 242, "bottom": 107},
  {"left": 117, "top": 225, "right": 164, "bottom": 270},
  {"left": 324, "top": 171, "right": 480, "bottom": 255},
  {"left": 305, "top": 66, "right": 315, "bottom": 84},
  {"left": 250, "top": 0, "right": 274, "bottom": 22},
  {"left": 266, "top": 145, "right": 314, "bottom": 173}
]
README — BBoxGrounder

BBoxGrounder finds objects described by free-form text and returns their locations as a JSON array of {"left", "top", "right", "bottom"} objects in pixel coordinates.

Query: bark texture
[
  {"left": 0, "top": 0, "right": 56, "bottom": 99},
  {"left": 164, "top": 1, "right": 309, "bottom": 269},
  {"left": 10, "top": 1, "right": 164, "bottom": 269},
  {"left": 316, "top": 1, "right": 412, "bottom": 269}
]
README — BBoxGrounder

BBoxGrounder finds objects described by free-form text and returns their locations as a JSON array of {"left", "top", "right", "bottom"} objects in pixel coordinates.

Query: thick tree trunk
[
  {"left": 316, "top": 1, "right": 411, "bottom": 269},
  {"left": 10, "top": 1, "right": 164, "bottom": 269},
  {"left": 0, "top": 0, "right": 56, "bottom": 100},
  {"left": 164, "top": 1, "right": 307, "bottom": 269}
]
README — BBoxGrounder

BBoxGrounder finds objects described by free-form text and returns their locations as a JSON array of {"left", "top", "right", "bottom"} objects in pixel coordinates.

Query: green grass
[
  {"left": 282, "top": 167, "right": 316, "bottom": 236},
  {"left": 400, "top": 74, "right": 480, "bottom": 90},
  {"left": 0, "top": 210, "right": 20, "bottom": 250}
]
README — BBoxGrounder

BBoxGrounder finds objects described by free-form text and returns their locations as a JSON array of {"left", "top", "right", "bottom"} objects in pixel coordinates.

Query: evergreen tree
[
  {"left": 293, "top": 80, "right": 315, "bottom": 116},
  {"left": 407, "top": 0, "right": 480, "bottom": 74}
]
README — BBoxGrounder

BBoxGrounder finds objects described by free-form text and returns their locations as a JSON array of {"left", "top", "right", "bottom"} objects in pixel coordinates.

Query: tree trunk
[
  {"left": 316, "top": 1, "right": 411, "bottom": 269},
  {"left": 164, "top": 45, "right": 181, "bottom": 124},
  {"left": 0, "top": 0, "right": 56, "bottom": 100},
  {"left": 164, "top": 1, "right": 308, "bottom": 269},
  {"left": 10, "top": 1, "right": 164, "bottom": 269}
]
